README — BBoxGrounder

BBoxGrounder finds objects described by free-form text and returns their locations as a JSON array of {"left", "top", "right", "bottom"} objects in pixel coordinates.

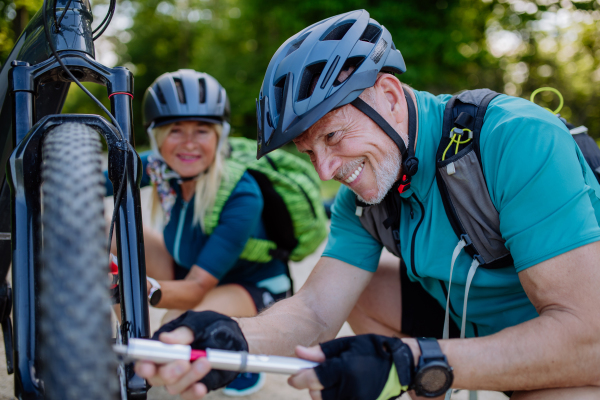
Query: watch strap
[
  {"left": 147, "top": 277, "right": 162, "bottom": 306},
  {"left": 147, "top": 276, "right": 161, "bottom": 290},
  {"left": 416, "top": 337, "right": 446, "bottom": 365}
]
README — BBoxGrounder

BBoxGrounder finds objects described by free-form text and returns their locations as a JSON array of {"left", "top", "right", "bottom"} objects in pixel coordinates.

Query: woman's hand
[
  {"left": 135, "top": 327, "right": 212, "bottom": 400},
  {"left": 288, "top": 345, "right": 327, "bottom": 400}
]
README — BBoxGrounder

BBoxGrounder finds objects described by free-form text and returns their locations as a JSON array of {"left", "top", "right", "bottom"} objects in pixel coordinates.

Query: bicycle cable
[
  {"left": 55, "top": 0, "right": 73, "bottom": 32},
  {"left": 93, "top": 0, "right": 116, "bottom": 41},
  {"left": 42, "top": 0, "right": 130, "bottom": 258}
]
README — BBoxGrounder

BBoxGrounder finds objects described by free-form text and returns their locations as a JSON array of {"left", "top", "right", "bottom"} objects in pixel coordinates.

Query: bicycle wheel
[{"left": 39, "top": 123, "right": 118, "bottom": 400}]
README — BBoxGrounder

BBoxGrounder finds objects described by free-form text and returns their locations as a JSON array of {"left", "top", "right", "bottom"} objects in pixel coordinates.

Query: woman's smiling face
[{"left": 159, "top": 121, "right": 218, "bottom": 178}]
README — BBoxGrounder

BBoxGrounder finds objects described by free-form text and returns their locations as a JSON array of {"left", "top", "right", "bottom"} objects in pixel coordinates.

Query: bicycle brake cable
[
  {"left": 55, "top": 0, "right": 73, "bottom": 32},
  {"left": 42, "top": 0, "right": 130, "bottom": 258},
  {"left": 93, "top": 0, "right": 116, "bottom": 41}
]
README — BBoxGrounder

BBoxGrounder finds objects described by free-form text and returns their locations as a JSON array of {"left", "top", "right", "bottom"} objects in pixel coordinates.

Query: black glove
[
  {"left": 152, "top": 310, "right": 248, "bottom": 392},
  {"left": 314, "top": 334, "right": 414, "bottom": 400}
]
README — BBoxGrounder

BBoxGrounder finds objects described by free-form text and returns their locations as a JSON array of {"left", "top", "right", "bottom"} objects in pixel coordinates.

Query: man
[{"left": 136, "top": 9, "right": 600, "bottom": 400}]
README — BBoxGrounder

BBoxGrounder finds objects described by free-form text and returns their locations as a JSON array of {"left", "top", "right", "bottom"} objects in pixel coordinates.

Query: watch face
[
  {"left": 149, "top": 289, "right": 162, "bottom": 306},
  {"left": 415, "top": 363, "right": 453, "bottom": 397}
]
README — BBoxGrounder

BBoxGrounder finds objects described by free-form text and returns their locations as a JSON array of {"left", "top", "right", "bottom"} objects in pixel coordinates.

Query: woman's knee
[
  {"left": 193, "top": 284, "right": 257, "bottom": 318},
  {"left": 161, "top": 309, "right": 184, "bottom": 325}
]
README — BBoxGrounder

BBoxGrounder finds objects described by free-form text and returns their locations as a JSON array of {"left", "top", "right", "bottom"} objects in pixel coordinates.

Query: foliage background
[{"left": 1, "top": 0, "right": 600, "bottom": 147}]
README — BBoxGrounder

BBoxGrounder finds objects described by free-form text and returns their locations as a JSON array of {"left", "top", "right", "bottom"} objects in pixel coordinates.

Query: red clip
[
  {"left": 398, "top": 175, "right": 410, "bottom": 193},
  {"left": 109, "top": 254, "right": 119, "bottom": 274},
  {"left": 109, "top": 256, "right": 119, "bottom": 289},
  {"left": 398, "top": 183, "right": 409, "bottom": 193}
]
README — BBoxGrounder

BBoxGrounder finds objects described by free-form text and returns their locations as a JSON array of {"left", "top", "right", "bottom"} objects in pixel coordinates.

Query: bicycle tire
[{"left": 39, "top": 123, "right": 118, "bottom": 400}]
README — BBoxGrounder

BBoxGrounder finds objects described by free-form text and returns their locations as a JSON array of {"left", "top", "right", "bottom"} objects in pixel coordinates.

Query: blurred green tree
[
  {"left": 87, "top": 0, "right": 506, "bottom": 144},
  {"left": 0, "top": 0, "right": 43, "bottom": 61},
  {"left": 107, "top": 0, "right": 600, "bottom": 143}
]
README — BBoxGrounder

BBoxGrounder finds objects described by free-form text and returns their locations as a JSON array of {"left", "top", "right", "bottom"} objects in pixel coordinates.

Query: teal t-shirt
[{"left": 323, "top": 90, "right": 600, "bottom": 337}]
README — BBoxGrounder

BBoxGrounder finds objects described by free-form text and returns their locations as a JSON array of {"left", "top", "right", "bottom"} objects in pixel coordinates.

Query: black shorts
[
  {"left": 400, "top": 263, "right": 515, "bottom": 397},
  {"left": 400, "top": 260, "right": 460, "bottom": 339},
  {"left": 236, "top": 282, "right": 290, "bottom": 313},
  {"left": 174, "top": 264, "right": 289, "bottom": 313}
]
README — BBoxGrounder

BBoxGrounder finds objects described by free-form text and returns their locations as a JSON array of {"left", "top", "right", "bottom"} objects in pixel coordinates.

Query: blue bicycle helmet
[{"left": 256, "top": 9, "right": 406, "bottom": 159}]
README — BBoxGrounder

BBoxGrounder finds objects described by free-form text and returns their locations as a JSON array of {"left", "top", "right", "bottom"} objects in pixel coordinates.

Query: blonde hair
[{"left": 150, "top": 122, "right": 228, "bottom": 232}]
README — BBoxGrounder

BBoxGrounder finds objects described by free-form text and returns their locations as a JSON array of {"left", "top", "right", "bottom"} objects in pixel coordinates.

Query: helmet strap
[{"left": 350, "top": 93, "right": 418, "bottom": 193}]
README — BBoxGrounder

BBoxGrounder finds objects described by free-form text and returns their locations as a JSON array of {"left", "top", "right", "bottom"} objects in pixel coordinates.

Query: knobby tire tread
[{"left": 39, "top": 123, "right": 118, "bottom": 400}]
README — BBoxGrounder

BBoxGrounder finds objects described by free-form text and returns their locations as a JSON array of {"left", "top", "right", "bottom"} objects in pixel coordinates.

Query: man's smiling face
[{"left": 294, "top": 101, "right": 402, "bottom": 205}]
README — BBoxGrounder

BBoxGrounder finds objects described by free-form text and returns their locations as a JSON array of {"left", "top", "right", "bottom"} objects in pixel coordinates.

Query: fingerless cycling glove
[
  {"left": 314, "top": 334, "right": 414, "bottom": 400},
  {"left": 152, "top": 310, "right": 248, "bottom": 391}
]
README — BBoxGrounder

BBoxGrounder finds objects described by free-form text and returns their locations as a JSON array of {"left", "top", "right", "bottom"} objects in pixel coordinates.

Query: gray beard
[{"left": 355, "top": 151, "right": 401, "bottom": 205}]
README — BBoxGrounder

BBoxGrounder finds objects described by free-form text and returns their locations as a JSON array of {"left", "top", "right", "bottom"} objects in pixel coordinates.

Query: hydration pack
[
  {"left": 204, "top": 137, "right": 328, "bottom": 263},
  {"left": 437, "top": 89, "right": 598, "bottom": 270},
  {"left": 357, "top": 89, "right": 597, "bottom": 338}
]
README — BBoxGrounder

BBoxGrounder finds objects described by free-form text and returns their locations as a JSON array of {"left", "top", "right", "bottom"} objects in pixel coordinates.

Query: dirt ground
[{"left": 0, "top": 187, "right": 508, "bottom": 400}]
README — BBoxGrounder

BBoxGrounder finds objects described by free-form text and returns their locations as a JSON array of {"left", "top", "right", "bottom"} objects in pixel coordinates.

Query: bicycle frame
[{"left": 0, "top": 0, "right": 150, "bottom": 398}]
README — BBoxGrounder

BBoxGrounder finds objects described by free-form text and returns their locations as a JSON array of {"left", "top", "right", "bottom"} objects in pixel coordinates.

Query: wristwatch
[
  {"left": 413, "top": 337, "right": 454, "bottom": 398},
  {"left": 146, "top": 277, "right": 162, "bottom": 307}
]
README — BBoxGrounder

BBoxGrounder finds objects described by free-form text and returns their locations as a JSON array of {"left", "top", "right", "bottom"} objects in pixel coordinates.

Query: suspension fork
[{"left": 107, "top": 67, "right": 151, "bottom": 399}]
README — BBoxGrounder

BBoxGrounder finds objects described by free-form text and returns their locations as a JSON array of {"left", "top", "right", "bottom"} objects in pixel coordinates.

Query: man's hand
[
  {"left": 150, "top": 311, "right": 248, "bottom": 392},
  {"left": 135, "top": 327, "right": 211, "bottom": 400},
  {"left": 289, "top": 335, "right": 414, "bottom": 400}
]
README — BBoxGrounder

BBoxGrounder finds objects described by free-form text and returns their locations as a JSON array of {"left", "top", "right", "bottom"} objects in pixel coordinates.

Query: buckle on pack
[
  {"left": 460, "top": 234, "right": 472, "bottom": 247},
  {"left": 452, "top": 127, "right": 473, "bottom": 140}
]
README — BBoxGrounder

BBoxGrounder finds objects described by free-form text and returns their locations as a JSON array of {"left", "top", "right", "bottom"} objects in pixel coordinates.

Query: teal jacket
[{"left": 105, "top": 152, "right": 291, "bottom": 294}]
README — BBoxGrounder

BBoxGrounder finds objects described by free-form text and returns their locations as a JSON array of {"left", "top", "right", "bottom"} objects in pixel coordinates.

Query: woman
[{"left": 109, "top": 70, "right": 291, "bottom": 396}]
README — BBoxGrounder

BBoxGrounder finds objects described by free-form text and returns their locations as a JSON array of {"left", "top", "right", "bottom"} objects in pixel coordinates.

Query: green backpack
[{"left": 204, "top": 137, "right": 328, "bottom": 263}]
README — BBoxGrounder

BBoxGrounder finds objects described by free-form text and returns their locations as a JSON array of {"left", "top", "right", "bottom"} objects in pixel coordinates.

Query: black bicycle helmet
[
  {"left": 143, "top": 69, "right": 230, "bottom": 128},
  {"left": 256, "top": 9, "right": 406, "bottom": 159}
]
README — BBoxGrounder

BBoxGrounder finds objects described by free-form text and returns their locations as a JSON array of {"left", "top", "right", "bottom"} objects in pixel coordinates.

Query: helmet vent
[
  {"left": 274, "top": 76, "right": 287, "bottom": 115},
  {"left": 359, "top": 24, "right": 382, "bottom": 44},
  {"left": 298, "top": 62, "right": 327, "bottom": 101},
  {"left": 198, "top": 79, "right": 206, "bottom": 103},
  {"left": 322, "top": 22, "right": 353, "bottom": 41},
  {"left": 286, "top": 34, "right": 309, "bottom": 57},
  {"left": 333, "top": 57, "right": 364, "bottom": 87},
  {"left": 217, "top": 88, "right": 222, "bottom": 103},
  {"left": 173, "top": 78, "right": 186, "bottom": 104},
  {"left": 155, "top": 85, "right": 167, "bottom": 104},
  {"left": 370, "top": 38, "right": 387, "bottom": 64}
]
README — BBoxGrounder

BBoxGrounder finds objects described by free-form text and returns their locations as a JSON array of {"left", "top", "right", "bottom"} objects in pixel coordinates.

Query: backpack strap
[
  {"left": 435, "top": 89, "right": 514, "bottom": 270},
  {"left": 204, "top": 158, "right": 247, "bottom": 235},
  {"left": 203, "top": 157, "right": 280, "bottom": 263},
  {"left": 436, "top": 90, "right": 517, "bottom": 341}
]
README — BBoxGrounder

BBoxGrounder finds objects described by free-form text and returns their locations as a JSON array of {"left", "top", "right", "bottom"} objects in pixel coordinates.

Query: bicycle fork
[{"left": 5, "top": 58, "right": 150, "bottom": 399}]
